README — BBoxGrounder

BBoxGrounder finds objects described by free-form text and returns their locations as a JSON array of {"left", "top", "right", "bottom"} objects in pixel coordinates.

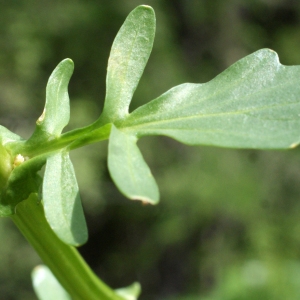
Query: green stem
[
  {"left": 9, "top": 120, "right": 112, "bottom": 158},
  {"left": 11, "top": 194, "right": 123, "bottom": 300},
  {"left": 30, "top": 124, "right": 110, "bottom": 157}
]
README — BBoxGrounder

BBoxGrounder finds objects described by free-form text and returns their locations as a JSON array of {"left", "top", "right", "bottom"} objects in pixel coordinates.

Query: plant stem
[
  {"left": 11, "top": 194, "right": 123, "bottom": 300},
  {"left": 19, "top": 123, "right": 111, "bottom": 158}
]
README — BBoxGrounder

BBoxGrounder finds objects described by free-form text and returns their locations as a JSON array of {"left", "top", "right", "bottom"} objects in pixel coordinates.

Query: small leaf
[
  {"left": 108, "top": 125, "right": 159, "bottom": 204},
  {"left": 121, "top": 49, "right": 300, "bottom": 149},
  {"left": 0, "top": 125, "right": 23, "bottom": 145},
  {"left": 32, "top": 265, "right": 71, "bottom": 300},
  {"left": 115, "top": 282, "right": 141, "bottom": 300},
  {"left": 101, "top": 5, "right": 155, "bottom": 122},
  {"left": 0, "top": 155, "right": 45, "bottom": 216},
  {"left": 0, "top": 125, "right": 25, "bottom": 155},
  {"left": 28, "top": 59, "right": 74, "bottom": 143},
  {"left": 43, "top": 151, "right": 88, "bottom": 246}
]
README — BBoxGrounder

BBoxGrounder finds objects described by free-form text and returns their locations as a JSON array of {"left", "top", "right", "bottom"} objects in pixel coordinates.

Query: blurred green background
[{"left": 1, "top": 0, "right": 300, "bottom": 299}]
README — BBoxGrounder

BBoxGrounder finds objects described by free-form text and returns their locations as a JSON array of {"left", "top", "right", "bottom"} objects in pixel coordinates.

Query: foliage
[{"left": 0, "top": 1, "right": 298, "bottom": 300}]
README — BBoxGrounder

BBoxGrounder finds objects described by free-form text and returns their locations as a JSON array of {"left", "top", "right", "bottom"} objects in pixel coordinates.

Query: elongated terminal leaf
[
  {"left": 121, "top": 49, "right": 300, "bottom": 149},
  {"left": 101, "top": 5, "right": 155, "bottom": 121},
  {"left": 43, "top": 151, "right": 87, "bottom": 246},
  {"left": 108, "top": 125, "right": 159, "bottom": 204},
  {"left": 32, "top": 265, "right": 71, "bottom": 300},
  {"left": 29, "top": 59, "right": 74, "bottom": 143}
]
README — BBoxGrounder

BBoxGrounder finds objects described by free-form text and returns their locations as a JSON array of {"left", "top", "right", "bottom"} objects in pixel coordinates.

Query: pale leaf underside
[{"left": 43, "top": 152, "right": 88, "bottom": 246}]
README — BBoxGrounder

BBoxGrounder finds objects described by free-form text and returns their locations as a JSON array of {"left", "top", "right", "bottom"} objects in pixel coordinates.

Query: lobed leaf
[
  {"left": 32, "top": 265, "right": 71, "bottom": 300},
  {"left": 120, "top": 49, "right": 300, "bottom": 149},
  {"left": 101, "top": 5, "right": 155, "bottom": 122},
  {"left": 108, "top": 125, "right": 159, "bottom": 204},
  {"left": 43, "top": 151, "right": 88, "bottom": 246}
]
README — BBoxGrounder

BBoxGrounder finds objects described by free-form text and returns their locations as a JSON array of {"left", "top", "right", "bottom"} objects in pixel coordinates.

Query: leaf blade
[
  {"left": 108, "top": 125, "right": 159, "bottom": 204},
  {"left": 30, "top": 59, "right": 74, "bottom": 141},
  {"left": 120, "top": 49, "right": 300, "bottom": 149},
  {"left": 43, "top": 151, "right": 88, "bottom": 246},
  {"left": 101, "top": 5, "right": 155, "bottom": 122}
]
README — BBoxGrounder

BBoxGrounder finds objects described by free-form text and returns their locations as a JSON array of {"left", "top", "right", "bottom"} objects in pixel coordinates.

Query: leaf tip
[
  {"left": 57, "top": 58, "right": 74, "bottom": 73},
  {"left": 63, "top": 58, "right": 74, "bottom": 65},
  {"left": 136, "top": 4, "right": 155, "bottom": 14},
  {"left": 130, "top": 195, "right": 159, "bottom": 205},
  {"left": 32, "top": 265, "right": 46, "bottom": 284},
  {"left": 289, "top": 142, "right": 299, "bottom": 149},
  {"left": 139, "top": 4, "right": 153, "bottom": 9},
  {"left": 115, "top": 282, "right": 141, "bottom": 300},
  {"left": 73, "top": 231, "right": 89, "bottom": 247}
]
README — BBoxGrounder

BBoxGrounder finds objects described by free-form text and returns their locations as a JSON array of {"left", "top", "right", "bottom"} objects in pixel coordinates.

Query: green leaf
[
  {"left": 0, "top": 143, "right": 12, "bottom": 194},
  {"left": 0, "top": 125, "right": 25, "bottom": 155},
  {"left": 43, "top": 151, "right": 88, "bottom": 246},
  {"left": 0, "top": 125, "right": 23, "bottom": 145},
  {"left": 29, "top": 59, "right": 74, "bottom": 143},
  {"left": 115, "top": 282, "right": 141, "bottom": 300},
  {"left": 108, "top": 125, "right": 159, "bottom": 204},
  {"left": 120, "top": 49, "right": 300, "bottom": 149},
  {"left": 32, "top": 265, "right": 71, "bottom": 300},
  {"left": 101, "top": 5, "right": 155, "bottom": 122},
  {"left": 0, "top": 155, "right": 45, "bottom": 216}
]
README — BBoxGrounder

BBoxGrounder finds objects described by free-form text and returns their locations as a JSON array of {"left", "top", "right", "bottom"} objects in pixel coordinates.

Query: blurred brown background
[{"left": 1, "top": 0, "right": 300, "bottom": 299}]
